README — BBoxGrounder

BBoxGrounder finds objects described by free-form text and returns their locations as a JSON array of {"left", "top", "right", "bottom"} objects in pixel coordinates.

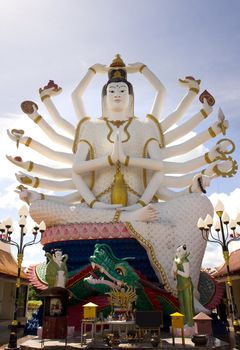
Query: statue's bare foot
[{"left": 121, "top": 204, "right": 158, "bottom": 222}]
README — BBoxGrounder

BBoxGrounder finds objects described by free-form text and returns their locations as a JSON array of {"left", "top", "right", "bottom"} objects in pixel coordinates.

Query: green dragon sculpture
[
  {"left": 67, "top": 244, "right": 178, "bottom": 321},
  {"left": 85, "top": 243, "right": 140, "bottom": 289}
]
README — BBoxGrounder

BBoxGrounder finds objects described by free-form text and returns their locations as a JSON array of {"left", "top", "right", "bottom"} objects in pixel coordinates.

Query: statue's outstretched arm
[
  {"left": 161, "top": 116, "right": 229, "bottom": 160},
  {"left": 157, "top": 173, "right": 210, "bottom": 199},
  {"left": 159, "top": 158, "right": 234, "bottom": 199},
  {"left": 22, "top": 103, "right": 73, "bottom": 149},
  {"left": 16, "top": 171, "right": 75, "bottom": 191},
  {"left": 164, "top": 99, "right": 213, "bottom": 146},
  {"left": 72, "top": 64, "right": 108, "bottom": 121},
  {"left": 163, "top": 155, "right": 232, "bottom": 188},
  {"left": 157, "top": 185, "right": 200, "bottom": 201},
  {"left": 127, "top": 63, "right": 166, "bottom": 119},
  {"left": 17, "top": 188, "right": 81, "bottom": 205},
  {"left": 163, "top": 139, "right": 233, "bottom": 174},
  {"left": 161, "top": 78, "right": 201, "bottom": 133},
  {"left": 163, "top": 172, "right": 200, "bottom": 188},
  {"left": 202, "top": 158, "right": 235, "bottom": 179},
  {"left": 141, "top": 66, "right": 166, "bottom": 118},
  {"left": 39, "top": 84, "right": 75, "bottom": 137},
  {"left": 7, "top": 130, "right": 73, "bottom": 164},
  {"left": 6, "top": 155, "right": 71, "bottom": 179}
]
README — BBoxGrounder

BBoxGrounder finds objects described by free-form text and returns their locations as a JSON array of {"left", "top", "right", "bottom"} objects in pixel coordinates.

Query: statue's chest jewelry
[{"left": 103, "top": 117, "right": 134, "bottom": 143}]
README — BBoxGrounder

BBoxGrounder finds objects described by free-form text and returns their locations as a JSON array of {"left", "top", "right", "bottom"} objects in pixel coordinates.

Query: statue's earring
[
  {"left": 102, "top": 96, "right": 107, "bottom": 117},
  {"left": 128, "top": 95, "right": 134, "bottom": 117}
]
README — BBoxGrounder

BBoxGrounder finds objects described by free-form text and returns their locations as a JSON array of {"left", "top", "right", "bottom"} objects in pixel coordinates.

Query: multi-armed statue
[{"left": 7, "top": 55, "right": 237, "bottom": 304}]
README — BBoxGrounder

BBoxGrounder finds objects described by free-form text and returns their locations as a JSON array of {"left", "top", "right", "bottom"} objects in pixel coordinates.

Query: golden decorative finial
[
  {"left": 108, "top": 54, "right": 127, "bottom": 80},
  {"left": 112, "top": 70, "right": 123, "bottom": 79},
  {"left": 110, "top": 54, "right": 125, "bottom": 68}
]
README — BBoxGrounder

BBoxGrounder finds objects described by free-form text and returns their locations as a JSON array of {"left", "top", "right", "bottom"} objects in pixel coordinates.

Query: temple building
[
  {"left": 213, "top": 249, "right": 240, "bottom": 318},
  {"left": 0, "top": 242, "right": 29, "bottom": 322}
]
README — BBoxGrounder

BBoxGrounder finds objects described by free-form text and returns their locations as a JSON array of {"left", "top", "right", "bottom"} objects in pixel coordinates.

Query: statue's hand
[
  {"left": 209, "top": 140, "right": 232, "bottom": 162},
  {"left": 209, "top": 158, "right": 238, "bottom": 178},
  {"left": 117, "top": 132, "right": 126, "bottom": 163},
  {"left": 39, "top": 81, "right": 62, "bottom": 100},
  {"left": 23, "top": 103, "right": 40, "bottom": 120},
  {"left": 216, "top": 108, "right": 229, "bottom": 135},
  {"left": 93, "top": 201, "right": 122, "bottom": 209},
  {"left": 6, "top": 155, "right": 30, "bottom": 170},
  {"left": 91, "top": 63, "right": 108, "bottom": 74},
  {"left": 111, "top": 132, "right": 119, "bottom": 163},
  {"left": 211, "top": 116, "right": 229, "bottom": 136},
  {"left": 202, "top": 98, "right": 213, "bottom": 115},
  {"left": 15, "top": 171, "right": 36, "bottom": 187},
  {"left": 178, "top": 76, "right": 200, "bottom": 90},
  {"left": 127, "top": 62, "right": 145, "bottom": 73},
  {"left": 7, "top": 129, "right": 26, "bottom": 147},
  {"left": 15, "top": 188, "right": 41, "bottom": 204}
]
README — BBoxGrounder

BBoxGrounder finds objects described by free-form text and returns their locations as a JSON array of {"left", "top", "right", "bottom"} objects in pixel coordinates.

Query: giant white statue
[{"left": 7, "top": 55, "right": 237, "bottom": 301}]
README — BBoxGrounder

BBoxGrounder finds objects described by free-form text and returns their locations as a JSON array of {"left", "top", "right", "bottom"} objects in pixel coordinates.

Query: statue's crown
[
  {"left": 110, "top": 54, "right": 126, "bottom": 68},
  {"left": 108, "top": 54, "right": 127, "bottom": 80}
]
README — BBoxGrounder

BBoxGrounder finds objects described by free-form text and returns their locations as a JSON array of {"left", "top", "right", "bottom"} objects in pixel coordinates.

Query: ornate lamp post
[
  {"left": 197, "top": 199, "right": 240, "bottom": 329},
  {"left": 0, "top": 204, "right": 45, "bottom": 350}
]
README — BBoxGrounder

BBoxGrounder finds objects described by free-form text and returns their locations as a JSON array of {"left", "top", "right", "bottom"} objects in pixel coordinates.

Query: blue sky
[{"left": 0, "top": 0, "right": 240, "bottom": 267}]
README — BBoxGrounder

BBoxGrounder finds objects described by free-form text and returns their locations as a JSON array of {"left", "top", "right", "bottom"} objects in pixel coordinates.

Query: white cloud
[
  {"left": 0, "top": 183, "right": 19, "bottom": 209},
  {"left": 209, "top": 188, "right": 240, "bottom": 217},
  {"left": 22, "top": 243, "right": 45, "bottom": 267},
  {"left": 202, "top": 244, "right": 224, "bottom": 268}
]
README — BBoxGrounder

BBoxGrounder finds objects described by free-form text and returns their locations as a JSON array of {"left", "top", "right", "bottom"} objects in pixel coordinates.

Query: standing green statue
[
  {"left": 171, "top": 244, "right": 195, "bottom": 327},
  {"left": 45, "top": 249, "right": 68, "bottom": 288}
]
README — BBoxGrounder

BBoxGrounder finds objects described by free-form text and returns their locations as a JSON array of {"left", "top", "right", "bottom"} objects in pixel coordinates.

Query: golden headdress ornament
[
  {"left": 109, "top": 54, "right": 127, "bottom": 80},
  {"left": 110, "top": 54, "right": 126, "bottom": 68}
]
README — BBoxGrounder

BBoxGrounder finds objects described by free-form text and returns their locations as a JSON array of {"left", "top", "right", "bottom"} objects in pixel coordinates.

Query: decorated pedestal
[
  {"left": 40, "top": 287, "right": 69, "bottom": 339},
  {"left": 39, "top": 222, "right": 179, "bottom": 329},
  {"left": 26, "top": 211, "right": 223, "bottom": 330}
]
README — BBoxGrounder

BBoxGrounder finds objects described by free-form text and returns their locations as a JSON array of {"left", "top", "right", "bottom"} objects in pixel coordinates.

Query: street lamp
[
  {"left": 197, "top": 199, "right": 240, "bottom": 329},
  {"left": 0, "top": 204, "right": 46, "bottom": 350}
]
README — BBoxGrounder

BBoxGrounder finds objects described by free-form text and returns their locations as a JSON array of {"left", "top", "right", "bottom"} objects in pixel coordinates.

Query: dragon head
[{"left": 84, "top": 244, "right": 140, "bottom": 291}]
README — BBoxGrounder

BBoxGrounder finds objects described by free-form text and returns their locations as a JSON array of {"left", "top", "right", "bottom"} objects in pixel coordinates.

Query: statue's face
[
  {"left": 106, "top": 82, "right": 130, "bottom": 112},
  {"left": 176, "top": 245, "right": 187, "bottom": 258},
  {"left": 55, "top": 251, "right": 62, "bottom": 259}
]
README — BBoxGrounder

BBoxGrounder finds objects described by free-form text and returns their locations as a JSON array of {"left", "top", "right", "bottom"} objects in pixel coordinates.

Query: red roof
[
  {"left": 193, "top": 312, "right": 212, "bottom": 320},
  {"left": 0, "top": 249, "right": 28, "bottom": 280},
  {"left": 213, "top": 249, "right": 240, "bottom": 277}
]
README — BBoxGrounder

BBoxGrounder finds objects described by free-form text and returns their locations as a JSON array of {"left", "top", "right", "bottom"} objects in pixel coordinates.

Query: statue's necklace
[
  {"left": 102, "top": 117, "right": 135, "bottom": 206},
  {"left": 103, "top": 117, "right": 134, "bottom": 143}
]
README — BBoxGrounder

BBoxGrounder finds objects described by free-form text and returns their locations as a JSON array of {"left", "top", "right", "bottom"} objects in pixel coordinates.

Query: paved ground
[
  {"left": 0, "top": 324, "right": 27, "bottom": 349},
  {"left": 0, "top": 326, "right": 231, "bottom": 350},
  {"left": 4, "top": 336, "right": 231, "bottom": 350},
  {"left": 0, "top": 322, "right": 238, "bottom": 349}
]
